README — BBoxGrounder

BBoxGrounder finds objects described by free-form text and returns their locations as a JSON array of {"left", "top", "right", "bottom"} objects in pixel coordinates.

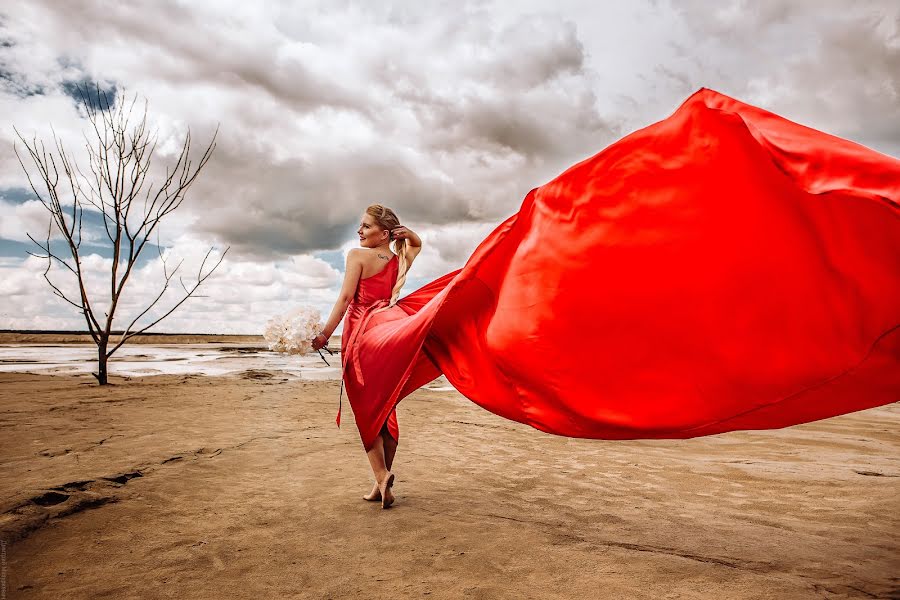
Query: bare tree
[{"left": 14, "top": 86, "right": 228, "bottom": 384}]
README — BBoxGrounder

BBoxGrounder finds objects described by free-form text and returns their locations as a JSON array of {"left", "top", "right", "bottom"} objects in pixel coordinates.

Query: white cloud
[
  {"left": 0, "top": 235, "right": 342, "bottom": 335},
  {"left": 0, "top": 198, "right": 53, "bottom": 242}
]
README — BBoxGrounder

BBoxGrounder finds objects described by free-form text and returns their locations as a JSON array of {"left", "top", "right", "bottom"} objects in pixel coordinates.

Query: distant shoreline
[
  {"left": 0, "top": 329, "right": 262, "bottom": 336},
  {"left": 0, "top": 331, "right": 341, "bottom": 345}
]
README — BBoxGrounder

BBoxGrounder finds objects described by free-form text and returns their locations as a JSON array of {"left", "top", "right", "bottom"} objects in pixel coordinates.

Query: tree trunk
[{"left": 95, "top": 339, "right": 109, "bottom": 385}]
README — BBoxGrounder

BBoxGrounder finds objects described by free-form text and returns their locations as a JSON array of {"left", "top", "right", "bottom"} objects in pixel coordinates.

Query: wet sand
[{"left": 1, "top": 371, "right": 898, "bottom": 599}]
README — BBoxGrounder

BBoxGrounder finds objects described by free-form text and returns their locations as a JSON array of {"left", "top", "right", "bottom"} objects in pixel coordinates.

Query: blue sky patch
[
  {"left": 313, "top": 249, "right": 345, "bottom": 272},
  {"left": 61, "top": 77, "right": 117, "bottom": 111},
  {"left": 0, "top": 235, "right": 161, "bottom": 268},
  {"left": 0, "top": 187, "right": 38, "bottom": 204}
]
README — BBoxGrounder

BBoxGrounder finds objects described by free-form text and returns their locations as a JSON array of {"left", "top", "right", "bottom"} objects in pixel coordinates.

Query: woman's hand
[
  {"left": 311, "top": 332, "right": 328, "bottom": 351},
  {"left": 391, "top": 226, "right": 422, "bottom": 247}
]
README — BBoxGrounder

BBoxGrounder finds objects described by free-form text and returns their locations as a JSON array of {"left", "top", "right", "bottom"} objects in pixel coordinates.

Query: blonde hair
[{"left": 366, "top": 203, "right": 408, "bottom": 307}]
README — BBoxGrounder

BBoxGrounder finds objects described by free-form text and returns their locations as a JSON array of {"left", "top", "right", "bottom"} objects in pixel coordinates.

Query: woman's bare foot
[
  {"left": 363, "top": 481, "right": 381, "bottom": 502},
  {"left": 379, "top": 472, "right": 395, "bottom": 509}
]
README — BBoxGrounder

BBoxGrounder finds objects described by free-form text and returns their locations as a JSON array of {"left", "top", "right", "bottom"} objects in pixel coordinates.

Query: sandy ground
[{"left": 1, "top": 371, "right": 898, "bottom": 599}]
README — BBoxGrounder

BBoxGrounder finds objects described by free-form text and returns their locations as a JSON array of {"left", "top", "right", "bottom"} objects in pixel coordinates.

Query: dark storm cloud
[
  {"left": 413, "top": 90, "right": 607, "bottom": 160},
  {"left": 36, "top": 0, "right": 370, "bottom": 115},
  {"left": 6, "top": 2, "right": 589, "bottom": 261},
  {"left": 191, "top": 143, "right": 479, "bottom": 258},
  {"left": 166, "top": 10, "right": 618, "bottom": 259},
  {"left": 5, "top": 0, "right": 897, "bottom": 267},
  {"left": 4, "top": 0, "right": 899, "bottom": 333},
  {"left": 0, "top": 67, "right": 44, "bottom": 98},
  {"left": 371, "top": 16, "right": 612, "bottom": 160}
]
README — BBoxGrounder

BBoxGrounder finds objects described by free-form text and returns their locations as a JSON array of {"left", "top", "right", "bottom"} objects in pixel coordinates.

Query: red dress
[
  {"left": 340, "top": 253, "right": 401, "bottom": 445},
  {"left": 341, "top": 88, "right": 900, "bottom": 452}
]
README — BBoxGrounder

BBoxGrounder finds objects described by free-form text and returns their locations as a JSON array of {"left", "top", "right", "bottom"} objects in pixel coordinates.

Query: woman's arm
[
  {"left": 391, "top": 226, "right": 423, "bottom": 265},
  {"left": 313, "top": 249, "right": 363, "bottom": 349}
]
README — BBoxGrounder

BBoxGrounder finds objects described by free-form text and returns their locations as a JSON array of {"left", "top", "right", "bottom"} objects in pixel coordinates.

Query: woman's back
[{"left": 352, "top": 252, "right": 398, "bottom": 306}]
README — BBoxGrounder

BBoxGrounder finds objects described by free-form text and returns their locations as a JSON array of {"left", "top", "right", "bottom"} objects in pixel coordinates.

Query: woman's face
[{"left": 357, "top": 213, "right": 387, "bottom": 248}]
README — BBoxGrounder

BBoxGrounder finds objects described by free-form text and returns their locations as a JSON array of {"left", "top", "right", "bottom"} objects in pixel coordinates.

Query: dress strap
[{"left": 336, "top": 375, "right": 345, "bottom": 427}]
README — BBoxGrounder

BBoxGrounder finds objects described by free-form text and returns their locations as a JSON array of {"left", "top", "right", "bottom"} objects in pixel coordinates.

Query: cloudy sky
[{"left": 1, "top": 0, "right": 897, "bottom": 334}]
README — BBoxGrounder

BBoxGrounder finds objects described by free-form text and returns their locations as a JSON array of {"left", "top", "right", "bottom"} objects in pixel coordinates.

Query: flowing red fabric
[{"left": 341, "top": 88, "right": 900, "bottom": 451}]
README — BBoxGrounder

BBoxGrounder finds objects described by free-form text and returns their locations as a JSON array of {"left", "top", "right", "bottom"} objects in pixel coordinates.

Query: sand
[{"left": 1, "top": 370, "right": 898, "bottom": 599}]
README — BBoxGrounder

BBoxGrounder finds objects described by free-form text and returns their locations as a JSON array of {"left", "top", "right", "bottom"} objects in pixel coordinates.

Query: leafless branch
[
  {"left": 15, "top": 85, "right": 226, "bottom": 383},
  {"left": 109, "top": 246, "right": 228, "bottom": 355}
]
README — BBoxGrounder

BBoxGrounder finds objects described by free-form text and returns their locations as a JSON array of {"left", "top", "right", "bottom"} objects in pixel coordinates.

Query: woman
[
  {"left": 312, "top": 204, "right": 422, "bottom": 509},
  {"left": 313, "top": 88, "right": 899, "bottom": 510}
]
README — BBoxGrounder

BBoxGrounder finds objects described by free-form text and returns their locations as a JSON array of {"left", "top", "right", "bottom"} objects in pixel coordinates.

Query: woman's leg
[
  {"left": 363, "top": 424, "right": 398, "bottom": 504},
  {"left": 365, "top": 430, "right": 395, "bottom": 508},
  {"left": 382, "top": 424, "right": 398, "bottom": 471},
  {"left": 365, "top": 431, "right": 390, "bottom": 485}
]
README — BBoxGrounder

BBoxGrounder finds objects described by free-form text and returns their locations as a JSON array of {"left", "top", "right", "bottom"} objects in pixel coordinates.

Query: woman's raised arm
[{"left": 391, "top": 226, "right": 423, "bottom": 266}]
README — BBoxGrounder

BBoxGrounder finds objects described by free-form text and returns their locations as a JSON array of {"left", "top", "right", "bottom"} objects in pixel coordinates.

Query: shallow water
[
  {"left": 0, "top": 343, "right": 455, "bottom": 390},
  {"left": 0, "top": 343, "right": 339, "bottom": 379}
]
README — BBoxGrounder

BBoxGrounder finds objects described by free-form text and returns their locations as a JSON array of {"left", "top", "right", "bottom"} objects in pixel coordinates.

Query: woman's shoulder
[
  {"left": 355, "top": 247, "right": 397, "bottom": 260},
  {"left": 347, "top": 248, "right": 394, "bottom": 258},
  {"left": 351, "top": 248, "right": 396, "bottom": 274}
]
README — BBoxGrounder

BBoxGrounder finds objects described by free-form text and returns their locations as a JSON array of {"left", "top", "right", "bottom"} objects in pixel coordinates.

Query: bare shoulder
[
  {"left": 352, "top": 247, "right": 389, "bottom": 262},
  {"left": 346, "top": 247, "right": 365, "bottom": 261},
  {"left": 345, "top": 248, "right": 367, "bottom": 271}
]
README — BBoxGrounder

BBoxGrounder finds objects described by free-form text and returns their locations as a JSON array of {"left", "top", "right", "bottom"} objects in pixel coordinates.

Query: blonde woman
[
  {"left": 310, "top": 89, "right": 900, "bottom": 511},
  {"left": 312, "top": 204, "right": 421, "bottom": 508}
]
